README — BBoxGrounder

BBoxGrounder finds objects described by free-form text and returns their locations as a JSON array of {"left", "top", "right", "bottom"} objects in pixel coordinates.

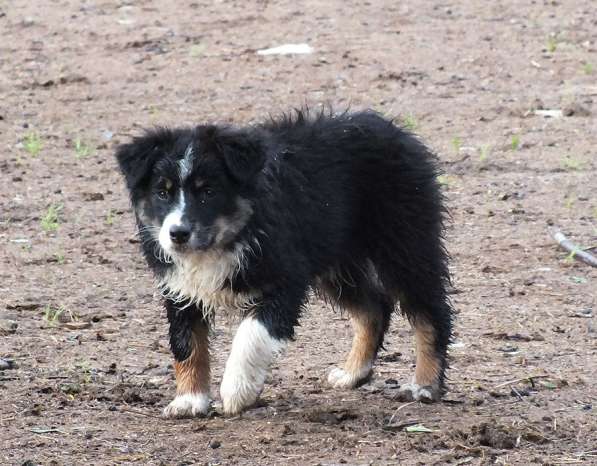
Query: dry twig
[
  {"left": 493, "top": 374, "right": 549, "bottom": 389},
  {"left": 119, "top": 407, "right": 163, "bottom": 419},
  {"left": 387, "top": 401, "right": 418, "bottom": 425},
  {"left": 550, "top": 228, "right": 597, "bottom": 267}
]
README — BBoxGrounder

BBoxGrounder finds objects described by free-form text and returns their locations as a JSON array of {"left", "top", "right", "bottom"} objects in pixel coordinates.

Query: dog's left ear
[
  {"left": 219, "top": 129, "right": 266, "bottom": 184},
  {"left": 115, "top": 128, "right": 173, "bottom": 192}
]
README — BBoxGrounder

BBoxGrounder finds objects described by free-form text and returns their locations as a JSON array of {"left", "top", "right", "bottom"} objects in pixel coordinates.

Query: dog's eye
[
  {"left": 157, "top": 189, "right": 170, "bottom": 200},
  {"left": 198, "top": 186, "right": 215, "bottom": 200},
  {"left": 198, "top": 187, "right": 215, "bottom": 204},
  {"left": 155, "top": 178, "right": 173, "bottom": 200}
]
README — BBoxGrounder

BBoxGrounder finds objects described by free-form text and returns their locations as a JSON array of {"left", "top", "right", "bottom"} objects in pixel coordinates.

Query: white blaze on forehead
[
  {"left": 158, "top": 190, "right": 186, "bottom": 253},
  {"left": 178, "top": 143, "right": 195, "bottom": 181}
]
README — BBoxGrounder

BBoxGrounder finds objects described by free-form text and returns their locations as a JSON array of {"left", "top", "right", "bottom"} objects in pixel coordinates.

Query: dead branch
[{"left": 550, "top": 228, "right": 597, "bottom": 268}]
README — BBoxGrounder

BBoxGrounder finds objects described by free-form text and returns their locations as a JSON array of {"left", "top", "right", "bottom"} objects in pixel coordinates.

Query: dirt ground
[{"left": 1, "top": 1, "right": 596, "bottom": 465}]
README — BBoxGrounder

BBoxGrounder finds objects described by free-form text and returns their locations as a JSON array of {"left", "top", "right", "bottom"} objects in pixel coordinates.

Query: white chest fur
[{"left": 158, "top": 244, "right": 257, "bottom": 318}]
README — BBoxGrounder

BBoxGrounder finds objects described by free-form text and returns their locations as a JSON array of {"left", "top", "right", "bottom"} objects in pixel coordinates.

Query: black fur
[
  {"left": 165, "top": 298, "right": 207, "bottom": 361},
  {"left": 116, "top": 109, "right": 454, "bottom": 389}
]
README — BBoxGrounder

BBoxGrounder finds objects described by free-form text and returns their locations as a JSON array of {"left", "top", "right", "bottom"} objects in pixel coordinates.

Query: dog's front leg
[
  {"left": 163, "top": 299, "right": 211, "bottom": 418},
  {"left": 220, "top": 296, "right": 301, "bottom": 416}
]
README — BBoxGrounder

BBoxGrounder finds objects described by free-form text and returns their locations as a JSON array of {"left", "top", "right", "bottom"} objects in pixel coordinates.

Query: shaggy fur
[{"left": 116, "top": 109, "right": 454, "bottom": 416}]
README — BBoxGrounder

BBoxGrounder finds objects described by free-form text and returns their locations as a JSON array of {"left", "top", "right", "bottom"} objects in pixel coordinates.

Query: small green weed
[
  {"left": 75, "top": 360, "right": 93, "bottom": 384},
  {"left": 41, "top": 203, "right": 63, "bottom": 232},
  {"left": 547, "top": 36, "right": 558, "bottom": 53},
  {"left": 583, "top": 63, "right": 594, "bottom": 75},
  {"left": 54, "top": 252, "right": 66, "bottom": 264},
  {"left": 479, "top": 145, "right": 491, "bottom": 162},
  {"left": 561, "top": 156, "right": 583, "bottom": 171},
  {"left": 23, "top": 132, "right": 42, "bottom": 157},
  {"left": 402, "top": 114, "right": 418, "bottom": 131},
  {"left": 570, "top": 276, "right": 587, "bottom": 284},
  {"left": 451, "top": 137, "right": 462, "bottom": 154},
  {"left": 74, "top": 138, "right": 93, "bottom": 158},
  {"left": 511, "top": 135, "right": 520, "bottom": 151},
  {"left": 43, "top": 305, "right": 64, "bottom": 325},
  {"left": 437, "top": 174, "right": 452, "bottom": 186},
  {"left": 189, "top": 43, "right": 206, "bottom": 57},
  {"left": 105, "top": 209, "right": 116, "bottom": 226}
]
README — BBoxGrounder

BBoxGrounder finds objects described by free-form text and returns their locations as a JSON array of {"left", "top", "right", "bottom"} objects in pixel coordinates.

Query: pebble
[
  {"left": 0, "top": 358, "right": 16, "bottom": 370},
  {"left": 0, "top": 319, "right": 18, "bottom": 335}
]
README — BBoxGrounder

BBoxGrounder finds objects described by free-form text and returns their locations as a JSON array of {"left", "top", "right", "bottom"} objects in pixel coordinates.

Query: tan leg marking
[
  {"left": 414, "top": 320, "right": 441, "bottom": 387},
  {"left": 328, "top": 311, "right": 380, "bottom": 388},
  {"left": 174, "top": 323, "right": 210, "bottom": 395},
  {"left": 163, "top": 323, "right": 211, "bottom": 418},
  {"left": 345, "top": 312, "right": 379, "bottom": 374},
  {"left": 396, "top": 319, "right": 441, "bottom": 402}
]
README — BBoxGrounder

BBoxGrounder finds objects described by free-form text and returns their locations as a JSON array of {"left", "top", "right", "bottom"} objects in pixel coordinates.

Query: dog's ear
[
  {"left": 115, "top": 128, "right": 173, "bottom": 192},
  {"left": 217, "top": 129, "right": 266, "bottom": 184}
]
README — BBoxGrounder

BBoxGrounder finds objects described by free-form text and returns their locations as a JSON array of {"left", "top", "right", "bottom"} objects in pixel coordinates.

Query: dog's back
[{"left": 253, "top": 110, "right": 453, "bottom": 398}]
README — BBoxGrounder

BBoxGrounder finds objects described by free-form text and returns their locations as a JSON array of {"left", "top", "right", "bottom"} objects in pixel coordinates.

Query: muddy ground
[{"left": 1, "top": 1, "right": 596, "bottom": 465}]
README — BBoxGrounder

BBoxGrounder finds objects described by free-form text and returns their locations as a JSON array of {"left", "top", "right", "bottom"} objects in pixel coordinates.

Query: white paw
[
  {"left": 163, "top": 393, "right": 211, "bottom": 418},
  {"left": 220, "top": 369, "right": 264, "bottom": 415},
  {"left": 327, "top": 364, "right": 372, "bottom": 389},
  {"left": 395, "top": 382, "right": 439, "bottom": 403},
  {"left": 220, "top": 317, "right": 285, "bottom": 415}
]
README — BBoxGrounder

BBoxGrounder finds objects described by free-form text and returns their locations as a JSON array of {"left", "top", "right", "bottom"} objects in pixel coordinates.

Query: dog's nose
[{"left": 169, "top": 224, "right": 191, "bottom": 244}]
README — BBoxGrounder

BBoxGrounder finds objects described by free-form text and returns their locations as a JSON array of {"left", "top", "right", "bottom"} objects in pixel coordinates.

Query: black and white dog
[{"left": 116, "top": 110, "right": 454, "bottom": 417}]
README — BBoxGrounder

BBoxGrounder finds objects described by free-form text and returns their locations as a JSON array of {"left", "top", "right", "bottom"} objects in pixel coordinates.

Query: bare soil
[{"left": 1, "top": 1, "right": 596, "bottom": 465}]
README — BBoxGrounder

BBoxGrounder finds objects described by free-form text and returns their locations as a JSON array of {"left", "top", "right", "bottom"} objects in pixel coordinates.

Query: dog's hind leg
[
  {"left": 163, "top": 299, "right": 211, "bottom": 418},
  {"left": 395, "top": 290, "right": 453, "bottom": 402},
  {"left": 324, "top": 266, "right": 394, "bottom": 389}
]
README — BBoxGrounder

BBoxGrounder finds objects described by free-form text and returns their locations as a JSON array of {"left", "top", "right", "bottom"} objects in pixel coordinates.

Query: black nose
[{"left": 169, "top": 224, "right": 191, "bottom": 244}]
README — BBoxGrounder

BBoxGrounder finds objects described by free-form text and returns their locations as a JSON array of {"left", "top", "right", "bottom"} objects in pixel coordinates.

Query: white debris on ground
[
  {"left": 534, "top": 109, "right": 563, "bottom": 118},
  {"left": 256, "top": 43, "right": 313, "bottom": 55}
]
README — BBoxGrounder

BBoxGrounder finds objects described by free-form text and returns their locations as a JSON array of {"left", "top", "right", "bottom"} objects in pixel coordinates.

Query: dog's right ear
[{"left": 115, "top": 128, "right": 172, "bottom": 192}]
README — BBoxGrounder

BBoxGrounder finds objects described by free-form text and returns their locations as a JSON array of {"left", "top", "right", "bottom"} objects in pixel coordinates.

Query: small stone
[
  {"left": 0, "top": 319, "right": 18, "bottom": 335},
  {"left": 0, "top": 358, "right": 16, "bottom": 370},
  {"left": 563, "top": 102, "right": 591, "bottom": 117},
  {"left": 60, "top": 383, "right": 82, "bottom": 395},
  {"left": 209, "top": 439, "right": 221, "bottom": 449},
  {"left": 82, "top": 192, "right": 104, "bottom": 201},
  {"left": 280, "top": 424, "right": 294, "bottom": 436}
]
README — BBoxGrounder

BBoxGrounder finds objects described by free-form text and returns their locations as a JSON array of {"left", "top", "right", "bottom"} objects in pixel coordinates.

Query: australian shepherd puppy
[{"left": 115, "top": 109, "right": 454, "bottom": 417}]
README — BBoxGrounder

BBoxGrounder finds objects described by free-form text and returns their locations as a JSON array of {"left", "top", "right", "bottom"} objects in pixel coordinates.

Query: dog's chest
[{"left": 158, "top": 248, "right": 256, "bottom": 317}]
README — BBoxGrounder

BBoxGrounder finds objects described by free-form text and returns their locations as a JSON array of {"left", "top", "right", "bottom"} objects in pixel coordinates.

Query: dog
[{"left": 115, "top": 109, "right": 454, "bottom": 417}]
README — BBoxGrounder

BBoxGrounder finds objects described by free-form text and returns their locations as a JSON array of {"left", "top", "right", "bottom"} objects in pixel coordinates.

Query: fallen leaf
[
  {"left": 405, "top": 424, "right": 436, "bottom": 433},
  {"left": 539, "top": 380, "right": 557, "bottom": 390}
]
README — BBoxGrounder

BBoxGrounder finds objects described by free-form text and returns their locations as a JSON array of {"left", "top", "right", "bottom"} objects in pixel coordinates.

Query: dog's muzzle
[{"left": 169, "top": 224, "right": 191, "bottom": 245}]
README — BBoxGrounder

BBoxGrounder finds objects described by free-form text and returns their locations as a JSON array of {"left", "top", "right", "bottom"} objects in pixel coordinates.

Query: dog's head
[{"left": 116, "top": 125, "right": 265, "bottom": 259}]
